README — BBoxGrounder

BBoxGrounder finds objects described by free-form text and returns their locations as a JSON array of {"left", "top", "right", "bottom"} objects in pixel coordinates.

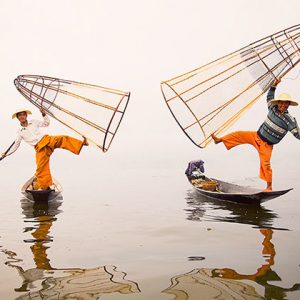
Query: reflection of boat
[
  {"left": 21, "top": 176, "right": 63, "bottom": 202},
  {"left": 188, "top": 176, "right": 292, "bottom": 205},
  {"left": 20, "top": 196, "right": 63, "bottom": 219},
  {"left": 186, "top": 188, "right": 280, "bottom": 228}
]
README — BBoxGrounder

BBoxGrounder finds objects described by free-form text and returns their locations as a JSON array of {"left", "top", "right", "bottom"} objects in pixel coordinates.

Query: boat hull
[
  {"left": 189, "top": 177, "right": 292, "bottom": 204},
  {"left": 21, "top": 176, "right": 62, "bottom": 202},
  {"left": 22, "top": 189, "right": 60, "bottom": 202}
]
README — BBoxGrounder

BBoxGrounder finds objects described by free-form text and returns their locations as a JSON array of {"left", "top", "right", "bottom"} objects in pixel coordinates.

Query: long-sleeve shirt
[
  {"left": 257, "top": 87, "right": 300, "bottom": 145},
  {"left": 6, "top": 115, "right": 50, "bottom": 156}
]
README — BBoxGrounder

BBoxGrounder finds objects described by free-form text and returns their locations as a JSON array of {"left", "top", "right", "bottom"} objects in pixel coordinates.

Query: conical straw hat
[
  {"left": 270, "top": 93, "right": 298, "bottom": 106},
  {"left": 12, "top": 108, "right": 32, "bottom": 119}
]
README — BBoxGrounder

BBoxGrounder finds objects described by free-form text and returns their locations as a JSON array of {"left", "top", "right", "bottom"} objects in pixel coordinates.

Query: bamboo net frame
[
  {"left": 14, "top": 75, "right": 130, "bottom": 152},
  {"left": 161, "top": 24, "right": 300, "bottom": 148}
]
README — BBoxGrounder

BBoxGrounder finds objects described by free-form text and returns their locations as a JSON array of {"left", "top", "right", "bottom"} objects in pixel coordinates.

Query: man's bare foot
[
  {"left": 263, "top": 186, "right": 272, "bottom": 192},
  {"left": 211, "top": 133, "right": 222, "bottom": 144},
  {"left": 82, "top": 136, "right": 89, "bottom": 146}
]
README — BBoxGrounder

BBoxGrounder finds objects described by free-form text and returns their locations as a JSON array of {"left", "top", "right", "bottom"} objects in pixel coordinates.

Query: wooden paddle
[{"left": 0, "top": 141, "right": 15, "bottom": 161}]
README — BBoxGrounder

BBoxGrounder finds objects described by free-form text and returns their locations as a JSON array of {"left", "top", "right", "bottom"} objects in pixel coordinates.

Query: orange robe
[
  {"left": 35, "top": 135, "right": 84, "bottom": 189},
  {"left": 221, "top": 131, "right": 273, "bottom": 182}
]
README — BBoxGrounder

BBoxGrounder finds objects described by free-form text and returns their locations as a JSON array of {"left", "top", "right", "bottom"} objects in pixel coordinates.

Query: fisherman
[
  {"left": 211, "top": 79, "right": 300, "bottom": 192},
  {"left": 1, "top": 108, "right": 88, "bottom": 190}
]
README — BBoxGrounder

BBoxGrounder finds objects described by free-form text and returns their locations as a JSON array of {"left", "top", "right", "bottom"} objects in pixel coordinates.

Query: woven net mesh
[
  {"left": 161, "top": 24, "right": 300, "bottom": 148},
  {"left": 14, "top": 75, "right": 130, "bottom": 152}
]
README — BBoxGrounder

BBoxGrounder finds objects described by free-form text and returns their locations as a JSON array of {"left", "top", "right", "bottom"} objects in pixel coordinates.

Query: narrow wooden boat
[
  {"left": 21, "top": 176, "right": 63, "bottom": 202},
  {"left": 188, "top": 176, "right": 292, "bottom": 205}
]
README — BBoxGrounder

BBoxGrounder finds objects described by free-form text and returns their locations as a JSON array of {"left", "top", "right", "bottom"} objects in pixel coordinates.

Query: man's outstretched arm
[
  {"left": 267, "top": 78, "right": 281, "bottom": 107},
  {"left": 38, "top": 108, "right": 50, "bottom": 127}
]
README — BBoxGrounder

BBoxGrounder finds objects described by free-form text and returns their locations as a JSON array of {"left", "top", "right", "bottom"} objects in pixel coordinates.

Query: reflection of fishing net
[
  {"left": 14, "top": 265, "right": 140, "bottom": 299},
  {"left": 161, "top": 24, "right": 300, "bottom": 148},
  {"left": 163, "top": 268, "right": 264, "bottom": 300},
  {"left": 14, "top": 75, "right": 130, "bottom": 152}
]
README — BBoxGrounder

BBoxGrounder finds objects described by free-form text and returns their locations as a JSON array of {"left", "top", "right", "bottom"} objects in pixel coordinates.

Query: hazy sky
[{"left": 1, "top": 0, "right": 300, "bottom": 183}]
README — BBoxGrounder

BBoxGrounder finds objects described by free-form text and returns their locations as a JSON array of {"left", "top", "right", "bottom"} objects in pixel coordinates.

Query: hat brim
[
  {"left": 270, "top": 99, "right": 298, "bottom": 106},
  {"left": 12, "top": 110, "right": 32, "bottom": 119}
]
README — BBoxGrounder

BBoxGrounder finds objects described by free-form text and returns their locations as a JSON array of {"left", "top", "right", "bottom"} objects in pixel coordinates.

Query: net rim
[
  {"left": 103, "top": 92, "right": 130, "bottom": 152},
  {"left": 160, "top": 81, "right": 205, "bottom": 148},
  {"left": 14, "top": 74, "right": 130, "bottom": 152}
]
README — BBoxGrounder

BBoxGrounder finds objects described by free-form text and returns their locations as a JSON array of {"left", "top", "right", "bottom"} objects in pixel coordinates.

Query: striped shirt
[{"left": 257, "top": 87, "right": 300, "bottom": 145}]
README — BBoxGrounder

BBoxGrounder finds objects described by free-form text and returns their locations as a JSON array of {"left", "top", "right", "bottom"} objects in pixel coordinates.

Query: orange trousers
[
  {"left": 35, "top": 135, "right": 84, "bottom": 189},
  {"left": 221, "top": 131, "right": 273, "bottom": 183}
]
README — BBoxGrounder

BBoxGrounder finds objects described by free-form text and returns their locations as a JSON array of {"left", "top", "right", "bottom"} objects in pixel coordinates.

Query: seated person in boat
[
  {"left": 211, "top": 79, "right": 300, "bottom": 192},
  {"left": 1, "top": 108, "right": 88, "bottom": 190}
]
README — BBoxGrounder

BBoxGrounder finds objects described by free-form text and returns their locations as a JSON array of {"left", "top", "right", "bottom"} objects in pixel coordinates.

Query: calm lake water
[{"left": 1, "top": 160, "right": 300, "bottom": 300}]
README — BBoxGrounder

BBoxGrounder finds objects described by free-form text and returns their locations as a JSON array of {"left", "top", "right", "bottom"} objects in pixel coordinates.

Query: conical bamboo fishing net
[
  {"left": 14, "top": 75, "right": 130, "bottom": 152},
  {"left": 161, "top": 24, "right": 300, "bottom": 148}
]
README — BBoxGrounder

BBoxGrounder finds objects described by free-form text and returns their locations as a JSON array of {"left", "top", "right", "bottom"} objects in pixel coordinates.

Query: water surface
[{"left": 1, "top": 167, "right": 300, "bottom": 299}]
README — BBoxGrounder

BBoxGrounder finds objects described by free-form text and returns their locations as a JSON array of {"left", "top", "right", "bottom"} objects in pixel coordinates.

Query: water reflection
[
  {"left": 185, "top": 189, "right": 284, "bottom": 229},
  {"left": 1, "top": 197, "right": 140, "bottom": 299},
  {"left": 163, "top": 229, "right": 300, "bottom": 300}
]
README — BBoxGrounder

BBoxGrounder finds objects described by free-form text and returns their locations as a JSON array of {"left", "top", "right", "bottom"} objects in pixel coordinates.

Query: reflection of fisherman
[
  {"left": 213, "top": 229, "right": 276, "bottom": 281},
  {"left": 2, "top": 199, "right": 141, "bottom": 297},
  {"left": 4, "top": 199, "right": 60, "bottom": 292},
  {"left": 30, "top": 215, "right": 54, "bottom": 270},
  {"left": 1, "top": 108, "right": 88, "bottom": 190},
  {"left": 0, "top": 198, "right": 140, "bottom": 300},
  {"left": 212, "top": 79, "right": 300, "bottom": 192},
  {"left": 212, "top": 229, "right": 300, "bottom": 299},
  {"left": 164, "top": 229, "right": 300, "bottom": 300},
  {"left": 11, "top": 215, "right": 53, "bottom": 292}
]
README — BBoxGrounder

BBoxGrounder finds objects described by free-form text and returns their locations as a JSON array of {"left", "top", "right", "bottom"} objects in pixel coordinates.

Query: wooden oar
[{"left": 0, "top": 142, "right": 15, "bottom": 161}]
